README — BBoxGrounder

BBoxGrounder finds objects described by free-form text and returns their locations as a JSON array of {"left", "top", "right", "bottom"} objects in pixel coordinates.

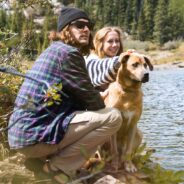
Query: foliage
[
  {"left": 0, "top": 51, "right": 25, "bottom": 156},
  {"left": 0, "top": 0, "right": 184, "bottom": 183},
  {"left": 0, "top": 0, "right": 184, "bottom": 58},
  {"left": 153, "top": 0, "right": 170, "bottom": 45},
  {"left": 43, "top": 83, "right": 63, "bottom": 106},
  {"left": 162, "top": 40, "right": 182, "bottom": 50},
  {"left": 146, "top": 39, "right": 184, "bottom": 65},
  {"left": 0, "top": 50, "right": 26, "bottom": 103},
  {"left": 83, "top": 143, "right": 184, "bottom": 184},
  {"left": 16, "top": 0, "right": 53, "bottom": 8},
  {"left": 0, "top": 139, "right": 9, "bottom": 160},
  {"left": 141, "top": 164, "right": 184, "bottom": 184},
  {"left": 123, "top": 40, "right": 156, "bottom": 51},
  {"left": 73, "top": 0, "right": 184, "bottom": 45},
  {"left": 0, "top": 0, "right": 55, "bottom": 61},
  {"left": 132, "top": 144, "right": 184, "bottom": 184}
]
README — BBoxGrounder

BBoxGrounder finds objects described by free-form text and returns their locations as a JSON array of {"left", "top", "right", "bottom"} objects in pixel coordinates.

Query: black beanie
[{"left": 57, "top": 7, "right": 90, "bottom": 32}]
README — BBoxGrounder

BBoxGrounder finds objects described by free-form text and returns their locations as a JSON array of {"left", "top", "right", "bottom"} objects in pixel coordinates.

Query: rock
[
  {"left": 93, "top": 175, "right": 124, "bottom": 184},
  {"left": 178, "top": 63, "right": 184, "bottom": 68},
  {"left": 153, "top": 61, "right": 184, "bottom": 70}
]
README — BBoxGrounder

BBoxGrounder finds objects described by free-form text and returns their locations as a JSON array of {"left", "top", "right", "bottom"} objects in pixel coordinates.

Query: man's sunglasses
[{"left": 70, "top": 21, "right": 94, "bottom": 30}]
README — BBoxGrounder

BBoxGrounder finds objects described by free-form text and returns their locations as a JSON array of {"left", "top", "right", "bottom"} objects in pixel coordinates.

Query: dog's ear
[
  {"left": 144, "top": 56, "right": 154, "bottom": 71},
  {"left": 118, "top": 53, "right": 130, "bottom": 64}
]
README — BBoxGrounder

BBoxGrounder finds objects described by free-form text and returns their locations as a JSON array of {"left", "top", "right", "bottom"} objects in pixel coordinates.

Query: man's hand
[{"left": 100, "top": 89, "right": 109, "bottom": 100}]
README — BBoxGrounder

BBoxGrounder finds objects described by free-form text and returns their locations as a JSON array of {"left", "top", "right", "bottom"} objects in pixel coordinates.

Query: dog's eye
[
  {"left": 144, "top": 63, "right": 148, "bottom": 68},
  {"left": 132, "top": 62, "right": 139, "bottom": 68}
]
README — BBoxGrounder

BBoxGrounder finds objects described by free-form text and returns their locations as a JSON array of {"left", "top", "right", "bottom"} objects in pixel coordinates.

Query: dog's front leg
[
  {"left": 124, "top": 125, "right": 137, "bottom": 172},
  {"left": 109, "top": 134, "right": 119, "bottom": 172}
]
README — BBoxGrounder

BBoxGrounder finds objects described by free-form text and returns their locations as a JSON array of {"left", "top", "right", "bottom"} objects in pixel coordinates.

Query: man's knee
[{"left": 107, "top": 108, "right": 122, "bottom": 130}]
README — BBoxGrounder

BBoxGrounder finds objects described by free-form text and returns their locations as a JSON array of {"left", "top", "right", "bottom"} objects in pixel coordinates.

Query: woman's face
[{"left": 103, "top": 31, "right": 120, "bottom": 57}]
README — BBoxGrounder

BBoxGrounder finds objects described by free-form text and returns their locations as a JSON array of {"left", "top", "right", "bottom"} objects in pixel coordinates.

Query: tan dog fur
[{"left": 104, "top": 52, "right": 153, "bottom": 172}]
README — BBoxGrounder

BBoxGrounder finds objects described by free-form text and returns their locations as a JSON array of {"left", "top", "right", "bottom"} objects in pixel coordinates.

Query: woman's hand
[
  {"left": 118, "top": 49, "right": 136, "bottom": 63},
  {"left": 126, "top": 49, "right": 136, "bottom": 54}
]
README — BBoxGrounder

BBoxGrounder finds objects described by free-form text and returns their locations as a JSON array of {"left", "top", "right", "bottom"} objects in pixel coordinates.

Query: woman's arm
[{"left": 85, "top": 55, "right": 120, "bottom": 87}]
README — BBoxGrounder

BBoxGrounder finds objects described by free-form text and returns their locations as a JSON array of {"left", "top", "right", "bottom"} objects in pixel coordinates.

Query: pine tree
[
  {"left": 41, "top": 15, "right": 50, "bottom": 52},
  {"left": 0, "top": 9, "right": 7, "bottom": 30},
  {"left": 103, "top": 0, "right": 114, "bottom": 26},
  {"left": 153, "top": 0, "right": 170, "bottom": 44},
  {"left": 93, "top": 0, "right": 104, "bottom": 29},
  {"left": 117, "top": 0, "right": 127, "bottom": 29},
  {"left": 9, "top": 6, "right": 25, "bottom": 34},
  {"left": 124, "top": 0, "right": 134, "bottom": 33},
  {"left": 172, "top": 12, "right": 184, "bottom": 40},
  {"left": 59, "top": 0, "right": 74, "bottom": 5},
  {"left": 131, "top": 0, "right": 140, "bottom": 38},
  {"left": 74, "top": 0, "right": 85, "bottom": 9},
  {"left": 143, "top": 0, "right": 156, "bottom": 40},
  {"left": 113, "top": 0, "right": 120, "bottom": 26},
  {"left": 137, "top": 8, "right": 147, "bottom": 41},
  {"left": 168, "top": 0, "right": 184, "bottom": 40}
]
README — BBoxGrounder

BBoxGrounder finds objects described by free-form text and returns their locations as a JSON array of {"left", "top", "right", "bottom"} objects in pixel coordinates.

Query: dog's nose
[{"left": 142, "top": 73, "right": 149, "bottom": 83}]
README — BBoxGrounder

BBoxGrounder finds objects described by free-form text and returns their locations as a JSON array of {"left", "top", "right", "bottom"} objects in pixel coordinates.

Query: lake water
[{"left": 139, "top": 68, "right": 184, "bottom": 170}]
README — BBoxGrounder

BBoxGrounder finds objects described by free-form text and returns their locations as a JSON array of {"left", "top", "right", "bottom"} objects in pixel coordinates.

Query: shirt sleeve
[
  {"left": 85, "top": 55, "right": 120, "bottom": 87},
  {"left": 60, "top": 50, "right": 105, "bottom": 111}
]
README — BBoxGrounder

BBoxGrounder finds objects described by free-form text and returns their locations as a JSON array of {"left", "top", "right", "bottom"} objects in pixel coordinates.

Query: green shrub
[
  {"left": 123, "top": 40, "right": 158, "bottom": 52},
  {"left": 162, "top": 40, "right": 182, "bottom": 50}
]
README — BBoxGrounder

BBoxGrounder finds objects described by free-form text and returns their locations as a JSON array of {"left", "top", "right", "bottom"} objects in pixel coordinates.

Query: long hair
[
  {"left": 48, "top": 26, "right": 93, "bottom": 56},
  {"left": 93, "top": 26, "right": 124, "bottom": 58}
]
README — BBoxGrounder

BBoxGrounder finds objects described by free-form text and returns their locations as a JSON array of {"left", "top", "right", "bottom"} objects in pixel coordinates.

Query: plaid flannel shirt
[{"left": 8, "top": 41, "right": 105, "bottom": 149}]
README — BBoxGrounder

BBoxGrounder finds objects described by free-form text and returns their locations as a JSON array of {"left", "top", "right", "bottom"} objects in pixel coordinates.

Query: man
[{"left": 8, "top": 7, "right": 122, "bottom": 183}]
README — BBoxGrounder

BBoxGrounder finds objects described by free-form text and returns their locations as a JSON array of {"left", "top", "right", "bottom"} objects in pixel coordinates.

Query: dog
[{"left": 104, "top": 52, "right": 153, "bottom": 172}]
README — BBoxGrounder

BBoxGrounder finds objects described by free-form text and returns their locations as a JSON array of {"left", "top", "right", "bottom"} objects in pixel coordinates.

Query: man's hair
[
  {"left": 93, "top": 26, "right": 124, "bottom": 58},
  {"left": 48, "top": 26, "right": 93, "bottom": 55},
  {"left": 57, "top": 7, "right": 90, "bottom": 32}
]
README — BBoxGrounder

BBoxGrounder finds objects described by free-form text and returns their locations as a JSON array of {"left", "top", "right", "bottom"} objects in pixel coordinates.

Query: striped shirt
[
  {"left": 8, "top": 41, "right": 105, "bottom": 149},
  {"left": 85, "top": 54, "right": 120, "bottom": 87}
]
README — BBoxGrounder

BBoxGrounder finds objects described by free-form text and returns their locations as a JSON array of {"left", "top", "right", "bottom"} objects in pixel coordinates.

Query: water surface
[{"left": 139, "top": 68, "right": 184, "bottom": 170}]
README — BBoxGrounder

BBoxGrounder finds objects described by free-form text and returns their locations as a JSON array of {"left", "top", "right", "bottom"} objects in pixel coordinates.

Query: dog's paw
[
  {"left": 124, "top": 160, "right": 137, "bottom": 173},
  {"left": 104, "top": 163, "right": 118, "bottom": 174},
  {"left": 111, "top": 157, "right": 119, "bottom": 172}
]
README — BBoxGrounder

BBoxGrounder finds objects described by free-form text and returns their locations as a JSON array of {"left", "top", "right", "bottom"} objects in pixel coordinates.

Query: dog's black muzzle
[{"left": 142, "top": 73, "right": 149, "bottom": 83}]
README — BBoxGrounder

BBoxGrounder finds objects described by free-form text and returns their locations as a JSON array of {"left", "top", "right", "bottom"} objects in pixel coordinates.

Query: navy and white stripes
[{"left": 85, "top": 54, "right": 120, "bottom": 86}]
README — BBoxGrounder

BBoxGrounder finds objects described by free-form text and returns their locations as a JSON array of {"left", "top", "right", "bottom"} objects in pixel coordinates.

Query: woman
[
  {"left": 86, "top": 27, "right": 142, "bottom": 170},
  {"left": 93, "top": 26, "right": 124, "bottom": 58},
  {"left": 86, "top": 26, "right": 124, "bottom": 91}
]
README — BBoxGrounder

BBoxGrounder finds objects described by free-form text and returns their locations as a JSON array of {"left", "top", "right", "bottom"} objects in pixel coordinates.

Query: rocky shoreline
[
  {"left": 153, "top": 61, "right": 184, "bottom": 70},
  {"left": 1, "top": 150, "right": 183, "bottom": 184}
]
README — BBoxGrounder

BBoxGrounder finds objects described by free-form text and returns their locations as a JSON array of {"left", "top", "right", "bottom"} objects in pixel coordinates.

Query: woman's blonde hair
[
  {"left": 48, "top": 25, "right": 94, "bottom": 55},
  {"left": 93, "top": 26, "right": 124, "bottom": 58}
]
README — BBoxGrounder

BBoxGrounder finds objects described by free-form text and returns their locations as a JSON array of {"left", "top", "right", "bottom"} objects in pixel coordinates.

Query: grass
[
  {"left": 149, "top": 43, "right": 184, "bottom": 65},
  {"left": 124, "top": 40, "right": 184, "bottom": 65}
]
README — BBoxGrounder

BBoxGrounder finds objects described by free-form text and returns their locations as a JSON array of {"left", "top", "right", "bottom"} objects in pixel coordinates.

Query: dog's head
[{"left": 118, "top": 52, "right": 153, "bottom": 83}]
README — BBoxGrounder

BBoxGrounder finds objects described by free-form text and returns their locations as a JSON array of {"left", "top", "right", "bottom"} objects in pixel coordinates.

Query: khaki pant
[{"left": 18, "top": 108, "right": 122, "bottom": 175}]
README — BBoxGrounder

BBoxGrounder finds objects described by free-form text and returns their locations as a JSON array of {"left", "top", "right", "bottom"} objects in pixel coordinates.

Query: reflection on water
[{"left": 139, "top": 68, "right": 184, "bottom": 170}]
